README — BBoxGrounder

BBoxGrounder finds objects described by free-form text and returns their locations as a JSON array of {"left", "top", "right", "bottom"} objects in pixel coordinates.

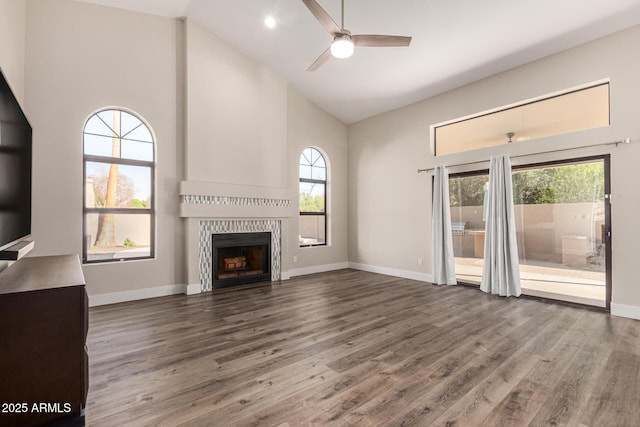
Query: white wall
[
  {"left": 24, "top": 0, "right": 184, "bottom": 296},
  {"left": 349, "top": 103, "right": 431, "bottom": 276},
  {"left": 25, "top": 2, "right": 635, "bottom": 314},
  {"left": 287, "top": 88, "right": 349, "bottom": 275},
  {"left": 0, "top": 0, "right": 26, "bottom": 104},
  {"left": 181, "top": 19, "right": 349, "bottom": 280},
  {"left": 185, "top": 19, "right": 288, "bottom": 188},
  {"left": 349, "top": 25, "right": 640, "bottom": 312},
  {"left": 22, "top": 6, "right": 349, "bottom": 298}
]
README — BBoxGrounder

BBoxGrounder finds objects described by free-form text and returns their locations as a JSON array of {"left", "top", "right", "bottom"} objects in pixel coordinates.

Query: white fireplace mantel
[
  {"left": 181, "top": 180, "right": 293, "bottom": 293},
  {"left": 179, "top": 180, "right": 292, "bottom": 219}
]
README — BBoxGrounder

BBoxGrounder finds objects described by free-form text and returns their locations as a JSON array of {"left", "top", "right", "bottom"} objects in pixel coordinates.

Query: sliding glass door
[
  {"left": 449, "top": 172, "right": 490, "bottom": 283},
  {"left": 449, "top": 156, "right": 610, "bottom": 308}
]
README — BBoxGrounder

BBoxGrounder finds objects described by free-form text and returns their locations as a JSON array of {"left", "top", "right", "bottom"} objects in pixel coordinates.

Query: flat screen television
[{"left": 0, "top": 67, "right": 32, "bottom": 252}]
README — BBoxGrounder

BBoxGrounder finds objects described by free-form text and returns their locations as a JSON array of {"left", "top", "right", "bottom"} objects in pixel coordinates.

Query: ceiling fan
[{"left": 302, "top": 0, "right": 412, "bottom": 71}]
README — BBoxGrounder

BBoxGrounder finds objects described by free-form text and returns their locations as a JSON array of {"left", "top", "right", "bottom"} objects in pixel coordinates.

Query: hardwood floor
[{"left": 86, "top": 269, "right": 640, "bottom": 426}]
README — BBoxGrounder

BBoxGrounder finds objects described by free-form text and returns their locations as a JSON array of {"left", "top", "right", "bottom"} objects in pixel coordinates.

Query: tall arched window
[
  {"left": 299, "top": 147, "right": 327, "bottom": 247},
  {"left": 83, "top": 108, "right": 155, "bottom": 263}
]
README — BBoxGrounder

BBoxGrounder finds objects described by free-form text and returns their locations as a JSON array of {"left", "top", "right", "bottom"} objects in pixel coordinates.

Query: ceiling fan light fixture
[
  {"left": 302, "top": 0, "right": 411, "bottom": 70},
  {"left": 331, "top": 35, "right": 354, "bottom": 58}
]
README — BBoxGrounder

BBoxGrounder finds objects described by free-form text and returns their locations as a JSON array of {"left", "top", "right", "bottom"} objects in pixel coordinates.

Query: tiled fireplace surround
[
  {"left": 198, "top": 219, "right": 281, "bottom": 291},
  {"left": 180, "top": 181, "right": 292, "bottom": 293}
]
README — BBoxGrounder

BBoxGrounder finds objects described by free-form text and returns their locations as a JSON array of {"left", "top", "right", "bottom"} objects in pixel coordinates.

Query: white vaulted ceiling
[{"left": 76, "top": 0, "right": 640, "bottom": 124}]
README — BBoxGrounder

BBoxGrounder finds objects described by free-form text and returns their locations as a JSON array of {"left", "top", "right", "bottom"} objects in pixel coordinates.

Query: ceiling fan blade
[
  {"left": 353, "top": 34, "right": 412, "bottom": 47},
  {"left": 302, "top": 0, "right": 341, "bottom": 35},
  {"left": 307, "top": 47, "right": 332, "bottom": 71}
]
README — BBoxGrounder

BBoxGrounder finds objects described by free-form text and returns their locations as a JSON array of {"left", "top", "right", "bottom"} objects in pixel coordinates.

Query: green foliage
[
  {"left": 449, "top": 175, "right": 488, "bottom": 206},
  {"left": 128, "top": 198, "right": 150, "bottom": 208},
  {"left": 450, "top": 162, "right": 604, "bottom": 206},
  {"left": 512, "top": 163, "right": 604, "bottom": 204},
  {"left": 123, "top": 238, "right": 135, "bottom": 247},
  {"left": 299, "top": 192, "right": 325, "bottom": 212}
]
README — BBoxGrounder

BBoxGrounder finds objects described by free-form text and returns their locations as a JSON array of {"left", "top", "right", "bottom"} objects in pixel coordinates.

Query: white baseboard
[
  {"left": 88, "top": 262, "right": 432, "bottom": 307},
  {"left": 348, "top": 262, "right": 433, "bottom": 283},
  {"left": 185, "top": 283, "right": 202, "bottom": 295},
  {"left": 611, "top": 302, "right": 640, "bottom": 320},
  {"left": 89, "top": 284, "right": 190, "bottom": 307},
  {"left": 281, "top": 271, "right": 291, "bottom": 280},
  {"left": 287, "top": 262, "right": 350, "bottom": 278}
]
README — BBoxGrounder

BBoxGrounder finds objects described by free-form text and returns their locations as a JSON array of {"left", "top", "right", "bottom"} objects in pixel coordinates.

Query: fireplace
[{"left": 212, "top": 232, "right": 271, "bottom": 289}]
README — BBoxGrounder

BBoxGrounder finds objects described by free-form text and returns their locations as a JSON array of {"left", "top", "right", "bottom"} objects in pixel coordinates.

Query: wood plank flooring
[{"left": 85, "top": 269, "right": 640, "bottom": 426}]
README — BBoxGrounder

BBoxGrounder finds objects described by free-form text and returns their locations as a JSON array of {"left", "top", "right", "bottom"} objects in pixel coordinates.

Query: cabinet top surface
[{"left": 0, "top": 255, "right": 85, "bottom": 295}]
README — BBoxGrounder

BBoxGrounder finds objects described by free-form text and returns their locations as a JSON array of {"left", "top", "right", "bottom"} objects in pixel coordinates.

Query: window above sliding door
[{"left": 433, "top": 82, "right": 610, "bottom": 156}]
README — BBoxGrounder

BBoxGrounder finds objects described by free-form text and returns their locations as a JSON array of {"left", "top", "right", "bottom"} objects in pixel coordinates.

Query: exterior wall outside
[
  {"left": 452, "top": 203, "right": 604, "bottom": 263},
  {"left": 85, "top": 215, "right": 150, "bottom": 250},
  {"left": 299, "top": 216, "right": 326, "bottom": 244}
]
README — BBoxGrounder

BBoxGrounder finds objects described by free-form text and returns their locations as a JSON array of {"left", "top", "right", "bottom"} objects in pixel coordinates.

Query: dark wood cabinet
[{"left": 0, "top": 255, "right": 88, "bottom": 427}]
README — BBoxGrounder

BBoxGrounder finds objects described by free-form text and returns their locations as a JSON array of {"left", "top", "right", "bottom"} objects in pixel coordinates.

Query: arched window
[
  {"left": 299, "top": 147, "right": 327, "bottom": 246},
  {"left": 82, "top": 108, "right": 155, "bottom": 263}
]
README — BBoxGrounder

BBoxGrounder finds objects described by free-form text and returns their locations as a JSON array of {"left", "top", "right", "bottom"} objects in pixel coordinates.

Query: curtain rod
[{"left": 417, "top": 137, "right": 632, "bottom": 173}]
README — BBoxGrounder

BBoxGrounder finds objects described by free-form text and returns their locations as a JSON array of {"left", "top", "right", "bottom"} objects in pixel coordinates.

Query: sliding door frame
[{"left": 446, "top": 154, "right": 611, "bottom": 311}]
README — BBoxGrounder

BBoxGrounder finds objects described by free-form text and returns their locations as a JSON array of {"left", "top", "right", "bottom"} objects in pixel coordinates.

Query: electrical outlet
[
  {"left": 293, "top": 255, "right": 298, "bottom": 263},
  {"left": 418, "top": 257, "right": 423, "bottom": 266}
]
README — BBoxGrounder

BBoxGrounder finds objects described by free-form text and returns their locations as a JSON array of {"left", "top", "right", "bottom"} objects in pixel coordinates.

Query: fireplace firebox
[{"left": 212, "top": 232, "right": 271, "bottom": 289}]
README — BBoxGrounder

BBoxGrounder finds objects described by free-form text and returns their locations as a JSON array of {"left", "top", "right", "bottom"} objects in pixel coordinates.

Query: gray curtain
[
  {"left": 481, "top": 156, "right": 521, "bottom": 297},
  {"left": 432, "top": 166, "right": 457, "bottom": 285}
]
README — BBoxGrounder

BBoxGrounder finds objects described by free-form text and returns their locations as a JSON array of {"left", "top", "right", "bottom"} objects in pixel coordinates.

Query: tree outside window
[{"left": 83, "top": 109, "right": 155, "bottom": 263}]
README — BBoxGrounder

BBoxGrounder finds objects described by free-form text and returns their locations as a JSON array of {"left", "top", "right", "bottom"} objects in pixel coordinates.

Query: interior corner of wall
[{"left": 610, "top": 302, "right": 640, "bottom": 320}]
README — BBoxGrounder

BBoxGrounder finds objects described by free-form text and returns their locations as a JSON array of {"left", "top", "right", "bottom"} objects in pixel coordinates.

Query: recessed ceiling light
[{"left": 264, "top": 16, "right": 276, "bottom": 29}]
